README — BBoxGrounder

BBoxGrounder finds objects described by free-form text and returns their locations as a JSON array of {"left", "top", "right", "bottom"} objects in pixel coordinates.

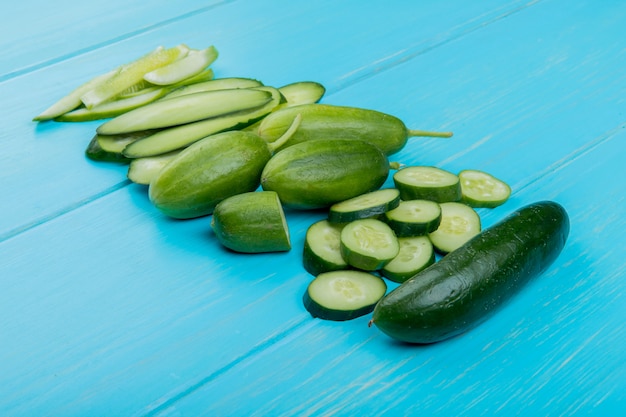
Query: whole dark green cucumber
[
  {"left": 260, "top": 139, "right": 389, "bottom": 209},
  {"left": 371, "top": 201, "right": 569, "bottom": 344},
  {"left": 257, "top": 103, "right": 452, "bottom": 155}
]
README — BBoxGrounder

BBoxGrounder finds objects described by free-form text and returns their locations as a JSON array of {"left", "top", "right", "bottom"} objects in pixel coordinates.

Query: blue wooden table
[{"left": 2, "top": 1, "right": 625, "bottom": 415}]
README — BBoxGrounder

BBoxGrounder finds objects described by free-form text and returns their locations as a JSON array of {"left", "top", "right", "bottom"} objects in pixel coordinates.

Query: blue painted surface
[{"left": 1, "top": 0, "right": 624, "bottom": 416}]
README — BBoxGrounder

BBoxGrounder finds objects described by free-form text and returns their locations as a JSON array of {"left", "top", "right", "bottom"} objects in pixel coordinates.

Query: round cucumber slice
[
  {"left": 393, "top": 166, "right": 461, "bottom": 203},
  {"left": 384, "top": 199, "right": 442, "bottom": 237},
  {"left": 303, "top": 220, "right": 348, "bottom": 276},
  {"left": 381, "top": 236, "right": 435, "bottom": 283},
  {"left": 303, "top": 270, "right": 387, "bottom": 321},
  {"left": 428, "top": 202, "right": 481, "bottom": 254},
  {"left": 459, "top": 169, "right": 511, "bottom": 208},
  {"left": 328, "top": 188, "right": 400, "bottom": 223},
  {"left": 340, "top": 218, "right": 399, "bottom": 271}
]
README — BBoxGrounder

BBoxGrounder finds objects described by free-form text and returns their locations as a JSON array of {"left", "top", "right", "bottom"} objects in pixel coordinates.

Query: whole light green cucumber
[
  {"left": 260, "top": 139, "right": 390, "bottom": 209},
  {"left": 257, "top": 103, "right": 452, "bottom": 155},
  {"left": 149, "top": 115, "right": 301, "bottom": 219},
  {"left": 371, "top": 201, "right": 570, "bottom": 344}
]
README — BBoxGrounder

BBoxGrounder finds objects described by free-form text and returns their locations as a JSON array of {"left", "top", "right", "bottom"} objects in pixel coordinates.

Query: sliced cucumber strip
[
  {"left": 163, "top": 77, "right": 263, "bottom": 100},
  {"left": 384, "top": 199, "right": 442, "bottom": 237},
  {"left": 428, "top": 202, "right": 481, "bottom": 254},
  {"left": 393, "top": 166, "right": 461, "bottom": 203},
  {"left": 303, "top": 270, "right": 387, "bottom": 321},
  {"left": 121, "top": 86, "right": 283, "bottom": 158},
  {"left": 170, "top": 67, "right": 215, "bottom": 86},
  {"left": 127, "top": 151, "right": 180, "bottom": 185},
  {"left": 381, "top": 236, "right": 435, "bottom": 283},
  {"left": 211, "top": 191, "right": 290, "bottom": 253},
  {"left": 143, "top": 46, "right": 218, "bottom": 86},
  {"left": 81, "top": 44, "right": 189, "bottom": 108},
  {"left": 55, "top": 87, "right": 168, "bottom": 122},
  {"left": 85, "top": 134, "right": 130, "bottom": 163},
  {"left": 97, "top": 88, "right": 273, "bottom": 135},
  {"left": 340, "top": 219, "right": 399, "bottom": 271},
  {"left": 278, "top": 81, "right": 326, "bottom": 106},
  {"left": 303, "top": 220, "right": 348, "bottom": 276},
  {"left": 459, "top": 169, "right": 511, "bottom": 208},
  {"left": 328, "top": 188, "right": 400, "bottom": 224}
]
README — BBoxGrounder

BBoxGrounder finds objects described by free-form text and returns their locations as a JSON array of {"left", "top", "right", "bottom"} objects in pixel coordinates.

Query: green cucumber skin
[
  {"left": 149, "top": 131, "right": 271, "bottom": 219},
  {"left": 302, "top": 291, "right": 378, "bottom": 321},
  {"left": 257, "top": 103, "right": 410, "bottom": 155},
  {"left": 260, "top": 139, "right": 390, "bottom": 210},
  {"left": 372, "top": 201, "right": 570, "bottom": 344}
]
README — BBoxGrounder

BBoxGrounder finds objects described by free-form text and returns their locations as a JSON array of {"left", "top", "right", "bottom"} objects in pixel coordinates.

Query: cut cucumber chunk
[
  {"left": 428, "top": 202, "right": 481, "bottom": 254},
  {"left": 163, "top": 77, "right": 263, "bottom": 100},
  {"left": 393, "top": 166, "right": 461, "bottom": 203},
  {"left": 278, "top": 81, "right": 326, "bottom": 106},
  {"left": 303, "top": 270, "right": 387, "bottom": 321},
  {"left": 143, "top": 46, "right": 218, "bottom": 85},
  {"left": 384, "top": 199, "right": 442, "bottom": 237},
  {"left": 328, "top": 188, "right": 400, "bottom": 224},
  {"left": 303, "top": 220, "right": 348, "bottom": 276},
  {"left": 459, "top": 169, "right": 511, "bottom": 208},
  {"left": 97, "top": 88, "right": 273, "bottom": 135},
  {"left": 55, "top": 87, "right": 168, "bottom": 122},
  {"left": 211, "top": 191, "right": 290, "bottom": 253},
  {"left": 127, "top": 151, "right": 180, "bottom": 185},
  {"left": 340, "top": 218, "right": 399, "bottom": 271},
  {"left": 121, "top": 86, "right": 283, "bottom": 158},
  {"left": 381, "top": 236, "right": 435, "bottom": 283},
  {"left": 81, "top": 44, "right": 188, "bottom": 108}
]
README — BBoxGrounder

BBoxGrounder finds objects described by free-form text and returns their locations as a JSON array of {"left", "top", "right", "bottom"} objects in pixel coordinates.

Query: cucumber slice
[
  {"left": 328, "top": 188, "right": 400, "bottom": 223},
  {"left": 85, "top": 134, "right": 130, "bottom": 163},
  {"left": 303, "top": 220, "right": 348, "bottom": 276},
  {"left": 211, "top": 191, "right": 290, "bottom": 253},
  {"left": 428, "top": 202, "right": 481, "bottom": 254},
  {"left": 97, "top": 88, "right": 273, "bottom": 135},
  {"left": 170, "top": 67, "right": 215, "bottom": 86},
  {"left": 393, "top": 166, "right": 461, "bottom": 203},
  {"left": 121, "top": 86, "right": 283, "bottom": 158},
  {"left": 278, "top": 81, "right": 326, "bottom": 106},
  {"left": 303, "top": 270, "right": 387, "bottom": 321},
  {"left": 85, "top": 131, "right": 155, "bottom": 162},
  {"left": 459, "top": 169, "right": 511, "bottom": 208},
  {"left": 127, "top": 151, "right": 180, "bottom": 185},
  {"left": 163, "top": 77, "right": 263, "bottom": 100},
  {"left": 383, "top": 199, "right": 442, "bottom": 237},
  {"left": 143, "top": 46, "right": 218, "bottom": 86},
  {"left": 55, "top": 87, "right": 168, "bottom": 122},
  {"left": 340, "top": 219, "right": 399, "bottom": 271},
  {"left": 381, "top": 236, "right": 435, "bottom": 283}
]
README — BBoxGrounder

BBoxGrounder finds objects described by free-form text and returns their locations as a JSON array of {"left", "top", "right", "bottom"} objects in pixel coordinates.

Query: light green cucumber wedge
[
  {"left": 162, "top": 77, "right": 263, "bottom": 100},
  {"left": 211, "top": 191, "right": 291, "bottom": 253},
  {"left": 143, "top": 46, "right": 218, "bottom": 85},
  {"left": 278, "top": 81, "right": 325, "bottom": 106},
  {"left": 97, "top": 88, "right": 273, "bottom": 135},
  {"left": 127, "top": 151, "right": 180, "bottom": 185},
  {"left": 122, "top": 86, "right": 283, "bottom": 158},
  {"left": 85, "top": 131, "right": 156, "bottom": 162}
]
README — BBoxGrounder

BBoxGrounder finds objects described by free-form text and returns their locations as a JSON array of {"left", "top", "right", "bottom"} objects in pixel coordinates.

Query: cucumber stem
[
  {"left": 389, "top": 162, "right": 403, "bottom": 170},
  {"left": 407, "top": 129, "right": 453, "bottom": 138},
  {"left": 266, "top": 113, "right": 302, "bottom": 153}
]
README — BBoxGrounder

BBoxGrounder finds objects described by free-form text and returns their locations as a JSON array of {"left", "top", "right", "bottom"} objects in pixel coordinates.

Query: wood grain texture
[{"left": 1, "top": 0, "right": 624, "bottom": 416}]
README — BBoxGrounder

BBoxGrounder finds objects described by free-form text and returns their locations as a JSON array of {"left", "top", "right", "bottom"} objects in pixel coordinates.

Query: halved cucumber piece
[
  {"left": 55, "top": 87, "right": 168, "bottom": 122},
  {"left": 127, "top": 151, "right": 180, "bottom": 185},
  {"left": 303, "top": 270, "right": 387, "bottom": 321},
  {"left": 143, "top": 46, "right": 218, "bottom": 85},
  {"left": 278, "top": 81, "right": 326, "bottom": 106},
  {"left": 81, "top": 44, "right": 189, "bottom": 108},
  {"left": 459, "top": 169, "right": 511, "bottom": 208},
  {"left": 384, "top": 199, "right": 442, "bottom": 237},
  {"left": 211, "top": 191, "right": 290, "bottom": 253},
  {"left": 97, "top": 88, "right": 273, "bottom": 135},
  {"left": 340, "top": 218, "right": 399, "bottom": 271},
  {"left": 381, "top": 236, "right": 435, "bottom": 283},
  {"left": 303, "top": 220, "right": 348, "bottom": 276},
  {"left": 121, "top": 86, "right": 283, "bottom": 158},
  {"left": 163, "top": 77, "right": 263, "bottom": 100},
  {"left": 393, "top": 166, "right": 461, "bottom": 203},
  {"left": 428, "top": 202, "right": 481, "bottom": 254},
  {"left": 328, "top": 188, "right": 400, "bottom": 223}
]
